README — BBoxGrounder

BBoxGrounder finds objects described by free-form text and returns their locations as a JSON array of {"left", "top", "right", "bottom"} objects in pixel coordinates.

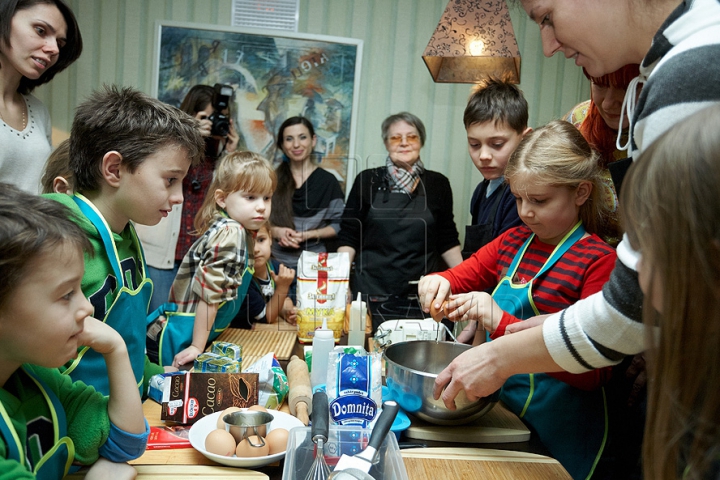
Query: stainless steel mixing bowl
[{"left": 383, "top": 340, "right": 499, "bottom": 425}]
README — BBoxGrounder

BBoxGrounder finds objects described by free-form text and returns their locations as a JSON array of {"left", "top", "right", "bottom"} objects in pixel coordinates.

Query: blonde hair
[
  {"left": 505, "top": 120, "right": 609, "bottom": 236},
  {"left": 41, "top": 139, "right": 72, "bottom": 194},
  {"left": 621, "top": 105, "right": 720, "bottom": 480},
  {"left": 194, "top": 152, "right": 277, "bottom": 234}
]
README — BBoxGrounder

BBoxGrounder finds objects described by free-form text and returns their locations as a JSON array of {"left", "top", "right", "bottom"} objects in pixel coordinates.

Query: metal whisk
[{"left": 305, "top": 391, "right": 330, "bottom": 480}]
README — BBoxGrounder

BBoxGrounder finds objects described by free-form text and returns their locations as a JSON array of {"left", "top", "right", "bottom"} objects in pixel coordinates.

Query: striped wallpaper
[{"left": 35, "top": 0, "right": 589, "bottom": 239}]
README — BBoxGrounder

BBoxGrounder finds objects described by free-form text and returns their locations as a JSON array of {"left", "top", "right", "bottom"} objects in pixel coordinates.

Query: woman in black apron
[{"left": 337, "top": 112, "right": 462, "bottom": 329}]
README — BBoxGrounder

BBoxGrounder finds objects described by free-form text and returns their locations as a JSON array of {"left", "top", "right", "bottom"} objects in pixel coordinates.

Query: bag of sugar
[{"left": 326, "top": 350, "right": 382, "bottom": 428}]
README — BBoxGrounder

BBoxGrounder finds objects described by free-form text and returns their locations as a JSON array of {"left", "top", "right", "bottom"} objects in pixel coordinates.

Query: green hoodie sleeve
[
  {"left": 143, "top": 356, "right": 165, "bottom": 398},
  {"left": 0, "top": 459, "right": 35, "bottom": 480}
]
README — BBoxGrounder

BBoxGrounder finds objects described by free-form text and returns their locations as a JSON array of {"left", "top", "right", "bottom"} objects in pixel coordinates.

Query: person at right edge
[{"left": 425, "top": 4, "right": 720, "bottom": 480}]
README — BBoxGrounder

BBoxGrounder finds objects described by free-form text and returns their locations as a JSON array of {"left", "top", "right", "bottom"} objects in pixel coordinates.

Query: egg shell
[
  {"left": 205, "top": 429, "right": 236, "bottom": 457},
  {"left": 430, "top": 300, "right": 448, "bottom": 322},
  {"left": 265, "top": 428, "right": 289, "bottom": 455},
  {"left": 235, "top": 435, "right": 270, "bottom": 457},
  {"left": 217, "top": 406, "right": 243, "bottom": 429},
  {"left": 248, "top": 405, "right": 268, "bottom": 413}
]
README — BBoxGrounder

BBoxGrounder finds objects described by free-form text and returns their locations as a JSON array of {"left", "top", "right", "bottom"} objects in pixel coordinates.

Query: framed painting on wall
[{"left": 153, "top": 21, "right": 363, "bottom": 193}]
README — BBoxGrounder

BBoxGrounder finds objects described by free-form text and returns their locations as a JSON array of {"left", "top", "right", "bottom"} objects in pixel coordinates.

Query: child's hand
[
  {"left": 172, "top": 345, "right": 203, "bottom": 368},
  {"left": 418, "top": 275, "right": 451, "bottom": 314},
  {"left": 282, "top": 298, "right": 298, "bottom": 325},
  {"left": 76, "top": 316, "right": 126, "bottom": 356},
  {"left": 272, "top": 264, "right": 296, "bottom": 289},
  {"left": 85, "top": 458, "right": 137, "bottom": 480},
  {"left": 447, "top": 292, "right": 502, "bottom": 334},
  {"left": 456, "top": 321, "right": 478, "bottom": 344}
]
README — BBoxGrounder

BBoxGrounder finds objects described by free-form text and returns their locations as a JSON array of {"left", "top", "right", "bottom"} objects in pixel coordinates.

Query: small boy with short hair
[
  {"left": 41, "top": 138, "right": 73, "bottom": 194},
  {"left": 462, "top": 78, "right": 532, "bottom": 259},
  {"left": 45, "top": 85, "right": 204, "bottom": 396},
  {"left": 0, "top": 184, "right": 147, "bottom": 479},
  {"left": 231, "top": 222, "right": 297, "bottom": 329}
]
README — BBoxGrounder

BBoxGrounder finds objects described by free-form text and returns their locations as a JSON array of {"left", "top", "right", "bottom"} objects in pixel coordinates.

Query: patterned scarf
[{"left": 386, "top": 156, "right": 425, "bottom": 194}]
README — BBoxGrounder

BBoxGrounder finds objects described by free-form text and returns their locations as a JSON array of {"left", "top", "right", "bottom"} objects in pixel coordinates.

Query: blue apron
[
  {"left": 152, "top": 228, "right": 254, "bottom": 367},
  {"left": 63, "top": 194, "right": 151, "bottom": 397},
  {"left": 0, "top": 367, "right": 76, "bottom": 479},
  {"left": 492, "top": 222, "right": 608, "bottom": 480}
]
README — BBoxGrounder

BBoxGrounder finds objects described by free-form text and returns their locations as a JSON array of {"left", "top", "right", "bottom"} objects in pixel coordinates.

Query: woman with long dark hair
[
  {"left": 269, "top": 116, "right": 344, "bottom": 269},
  {"left": 0, "top": 0, "right": 82, "bottom": 194}
]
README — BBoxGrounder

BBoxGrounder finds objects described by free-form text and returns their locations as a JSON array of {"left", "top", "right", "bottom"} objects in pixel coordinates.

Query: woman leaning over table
[
  {"left": 338, "top": 112, "right": 463, "bottom": 301},
  {"left": 269, "top": 116, "right": 345, "bottom": 272},
  {"left": 0, "top": 0, "right": 82, "bottom": 194},
  {"left": 428, "top": 2, "right": 720, "bottom": 476}
]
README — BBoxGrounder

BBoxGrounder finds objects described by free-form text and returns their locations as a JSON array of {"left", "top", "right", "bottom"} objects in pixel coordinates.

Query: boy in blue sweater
[{"left": 462, "top": 78, "right": 532, "bottom": 259}]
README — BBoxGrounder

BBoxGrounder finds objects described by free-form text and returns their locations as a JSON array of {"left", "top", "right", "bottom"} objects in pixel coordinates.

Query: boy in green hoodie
[
  {"left": 44, "top": 85, "right": 204, "bottom": 397},
  {"left": 0, "top": 185, "right": 147, "bottom": 479}
]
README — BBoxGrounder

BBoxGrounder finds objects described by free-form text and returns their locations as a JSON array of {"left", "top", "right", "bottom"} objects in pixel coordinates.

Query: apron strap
[
  {"left": 0, "top": 401, "right": 24, "bottom": 465},
  {"left": 22, "top": 368, "right": 67, "bottom": 440},
  {"left": 504, "top": 229, "right": 535, "bottom": 281},
  {"left": 72, "top": 194, "right": 125, "bottom": 286},
  {"left": 0, "top": 368, "right": 69, "bottom": 469},
  {"left": 72, "top": 194, "right": 147, "bottom": 288},
  {"left": 535, "top": 221, "right": 585, "bottom": 279}
]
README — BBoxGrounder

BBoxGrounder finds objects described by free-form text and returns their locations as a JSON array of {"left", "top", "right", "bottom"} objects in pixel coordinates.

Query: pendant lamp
[{"left": 422, "top": 0, "right": 521, "bottom": 84}]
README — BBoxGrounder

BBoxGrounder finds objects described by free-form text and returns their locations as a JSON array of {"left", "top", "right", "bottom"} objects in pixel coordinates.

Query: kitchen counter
[{"left": 67, "top": 326, "right": 570, "bottom": 479}]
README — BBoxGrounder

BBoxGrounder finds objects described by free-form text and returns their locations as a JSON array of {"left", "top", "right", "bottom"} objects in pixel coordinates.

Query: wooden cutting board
[
  {"left": 404, "top": 402, "right": 530, "bottom": 443},
  {"left": 401, "top": 448, "right": 572, "bottom": 480},
  {"left": 67, "top": 465, "right": 268, "bottom": 479},
  {"left": 212, "top": 328, "right": 297, "bottom": 365}
]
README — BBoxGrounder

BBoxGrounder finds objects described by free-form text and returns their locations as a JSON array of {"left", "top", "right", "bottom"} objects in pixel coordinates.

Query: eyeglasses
[{"left": 388, "top": 133, "right": 420, "bottom": 147}]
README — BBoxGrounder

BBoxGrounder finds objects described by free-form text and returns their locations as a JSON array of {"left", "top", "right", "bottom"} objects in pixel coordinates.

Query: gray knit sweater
[{"left": 543, "top": 0, "right": 720, "bottom": 372}]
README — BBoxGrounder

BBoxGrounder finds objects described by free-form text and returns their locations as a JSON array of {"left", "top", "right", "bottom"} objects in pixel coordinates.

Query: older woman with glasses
[{"left": 338, "top": 112, "right": 462, "bottom": 321}]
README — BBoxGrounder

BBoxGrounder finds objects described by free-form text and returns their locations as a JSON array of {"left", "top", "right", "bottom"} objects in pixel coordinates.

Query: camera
[{"left": 209, "top": 83, "right": 233, "bottom": 137}]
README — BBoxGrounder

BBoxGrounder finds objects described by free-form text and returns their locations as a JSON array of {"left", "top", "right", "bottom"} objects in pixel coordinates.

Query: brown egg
[
  {"left": 248, "top": 404, "right": 268, "bottom": 412},
  {"left": 430, "top": 300, "right": 448, "bottom": 322},
  {"left": 205, "top": 429, "right": 236, "bottom": 457},
  {"left": 235, "top": 435, "right": 270, "bottom": 457},
  {"left": 217, "top": 406, "right": 242, "bottom": 429},
  {"left": 265, "top": 428, "right": 289, "bottom": 455}
]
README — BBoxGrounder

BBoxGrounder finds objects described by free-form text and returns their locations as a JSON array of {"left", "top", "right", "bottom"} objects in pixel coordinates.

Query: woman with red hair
[
  {"left": 566, "top": 64, "right": 640, "bottom": 247},
  {"left": 568, "top": 64, "right": 640, "bottom": 166}
]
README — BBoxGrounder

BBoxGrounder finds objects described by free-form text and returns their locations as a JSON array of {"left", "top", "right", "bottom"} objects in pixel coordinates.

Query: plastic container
[
  {"left": 310, "top": 318, "right": 335, "bottom": 389},
  {"left": 282, "top": 424, "right": 409, "bottom": 480},
  {"left": 348, "top": 293, "right": 367, "bottom": 347}
]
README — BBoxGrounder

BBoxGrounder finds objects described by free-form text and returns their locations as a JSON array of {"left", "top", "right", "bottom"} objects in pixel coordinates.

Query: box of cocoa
[{"left": 160, "top": 372, "right": 259, "bottom": 424}]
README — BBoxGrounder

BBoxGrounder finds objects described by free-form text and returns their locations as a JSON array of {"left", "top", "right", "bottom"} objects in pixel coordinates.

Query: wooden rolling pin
[{"left": 286, "top": 355, "right": 312, "bottom": 425}]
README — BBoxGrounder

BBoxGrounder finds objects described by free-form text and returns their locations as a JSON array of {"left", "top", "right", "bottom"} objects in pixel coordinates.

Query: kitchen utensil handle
[
  {"left": 368, "top": 401, "right": 399, "bottom": 451},
  {"left": 311, "top": 391, "right": 329, "bottom": 442}
]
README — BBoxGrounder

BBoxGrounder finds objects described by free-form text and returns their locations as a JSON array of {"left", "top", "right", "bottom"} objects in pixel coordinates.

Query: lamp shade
[{"left": 423, "top": 0, "right": 521, "bottom": 84}]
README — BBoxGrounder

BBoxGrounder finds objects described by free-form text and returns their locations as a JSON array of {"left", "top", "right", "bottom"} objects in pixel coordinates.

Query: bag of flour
[{"left": 296, "top": 251, "right": 349, "bottom": 343}]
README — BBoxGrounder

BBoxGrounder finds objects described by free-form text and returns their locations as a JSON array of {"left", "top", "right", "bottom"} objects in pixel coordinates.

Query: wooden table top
[{"left": 68, "top": 327, "right": 571, "bottom": 479}]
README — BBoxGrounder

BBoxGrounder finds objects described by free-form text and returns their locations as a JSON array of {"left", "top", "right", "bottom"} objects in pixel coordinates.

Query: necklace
[{"left": 0, "top": 97, "right": 27, "bottom": 130}]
